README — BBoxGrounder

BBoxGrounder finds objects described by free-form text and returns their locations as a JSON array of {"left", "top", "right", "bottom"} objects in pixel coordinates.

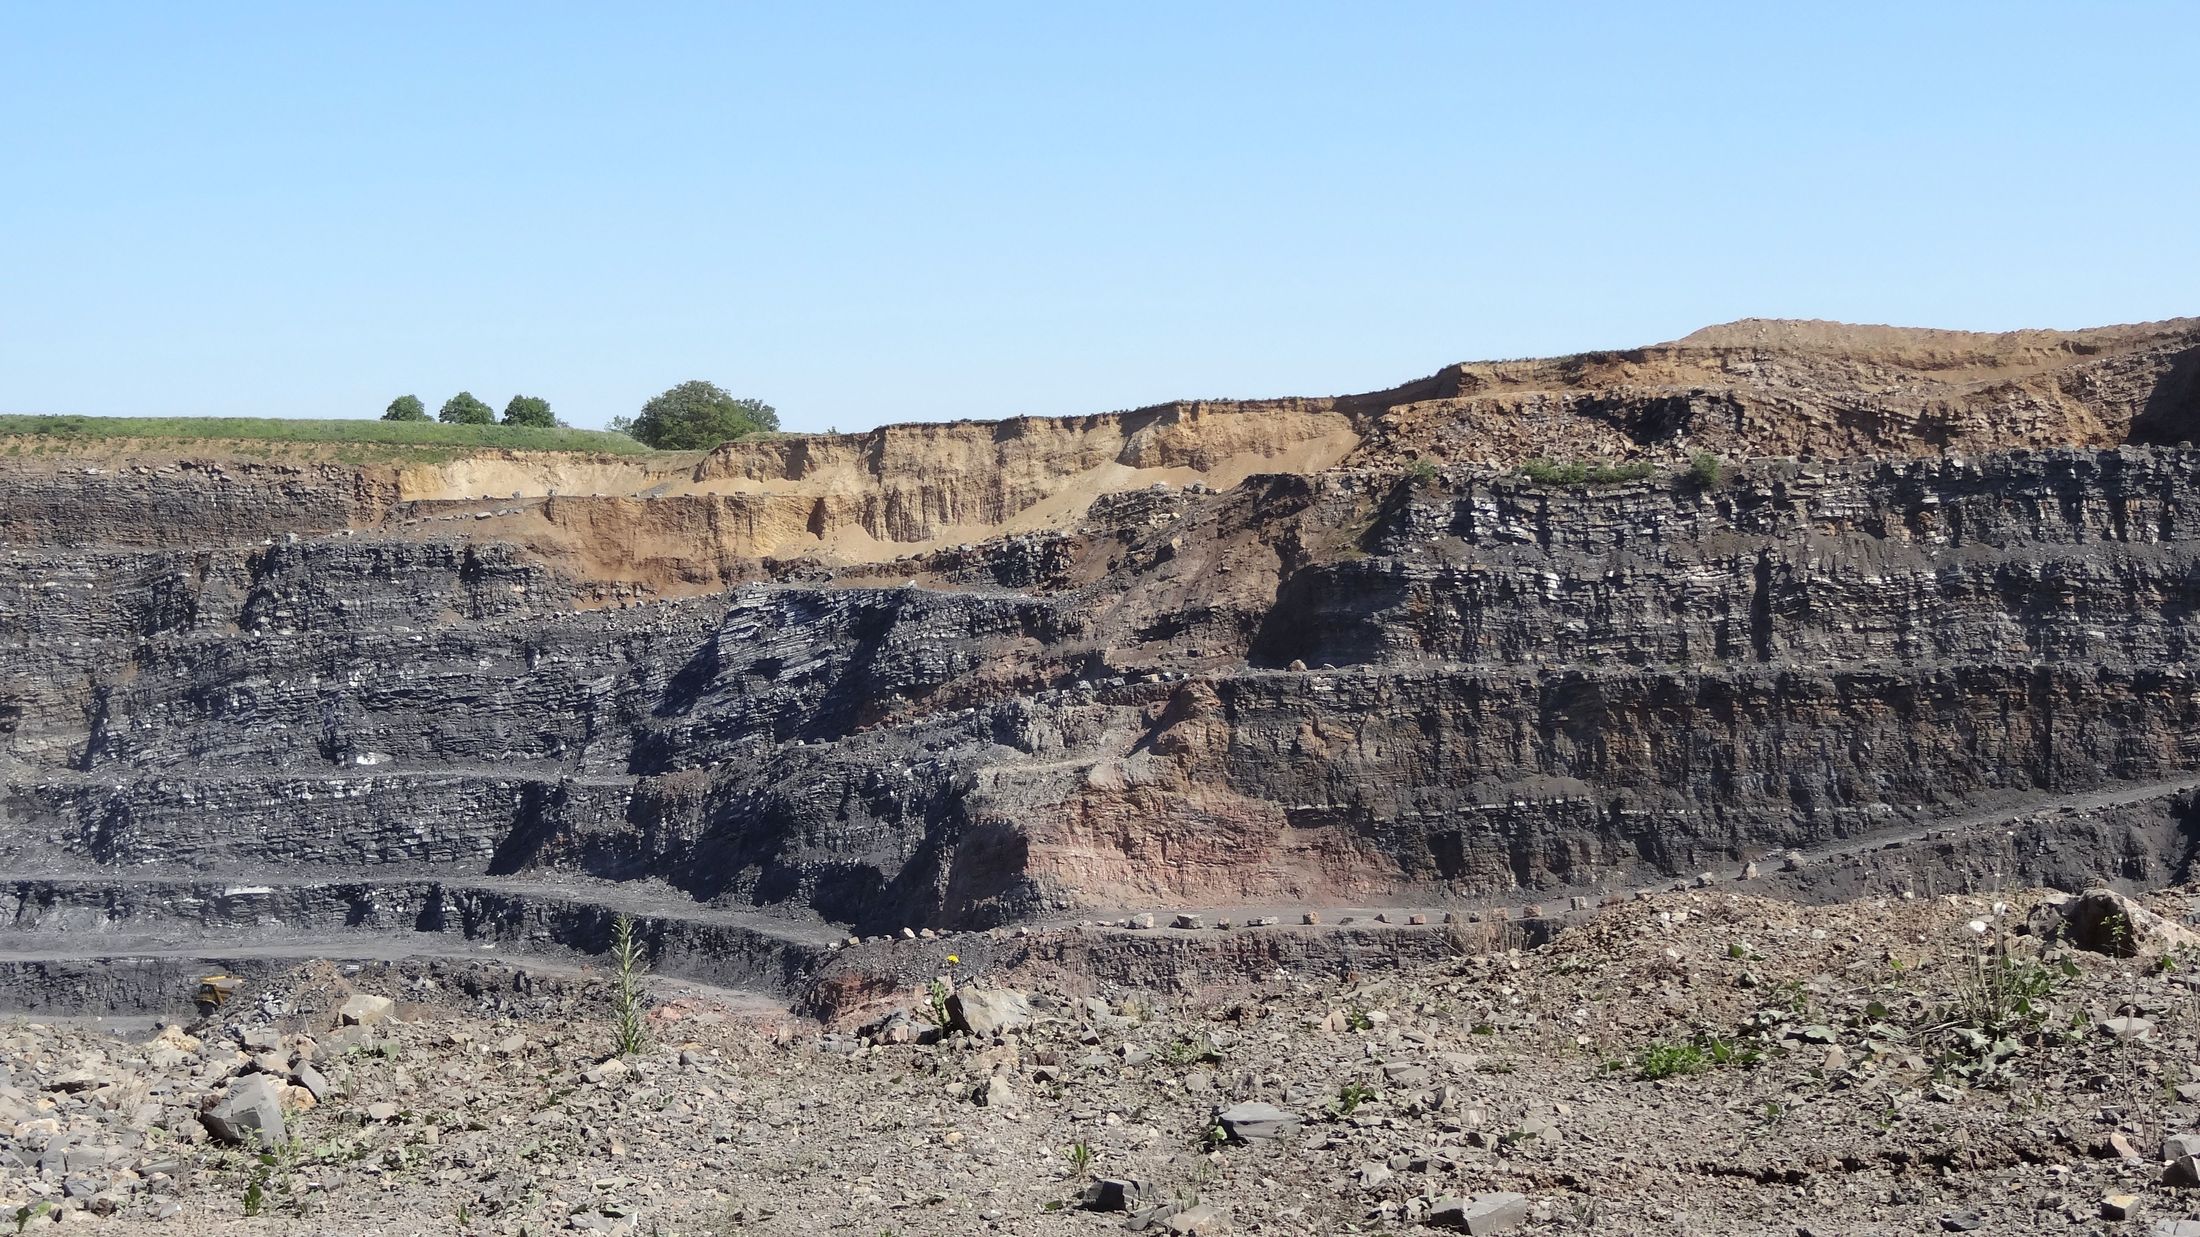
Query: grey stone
[
  {"left": 1381, "top": 1062, "right": 1432, "bottom": 1088},
  {"left": 2031, "top": 888, "right": 2200, "bottom": 958},
  {"left": 1126, "top": 1204, "right": 1184, "bottom": 1233},
  {"left": 1427, "top": 1192, "right": 1530, "bottom": 1234},
  {"left": 1081, "top": 1178, "right": 1158, "bottom": 1212},
  {"left": 948, "top": 988, "right": 1033, "bottom": 1037},
  {"left": 974, "top": 1075, "right": 1015, "bottom": 1108},
  {"left": 1215, "top": 1101, "right": 1301, "bottom": 1142},
  {"left": 338, "top": 994, "right": 394, "bottom": 1027},
  {"left": 1166, "top": 1202, "right": 1227, "bottom": 1234},
  {"left": 201, "top": 1074, "right": 286, "bottom": 1148},
  {"left": 44, "top": 1069, "right": 100, "bottom": 1093}
]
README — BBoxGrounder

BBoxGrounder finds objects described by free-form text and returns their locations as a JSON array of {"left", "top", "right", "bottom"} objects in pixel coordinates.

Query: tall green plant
[{"left": 610, "top": 914, "right": 650, "bottom": 1057}]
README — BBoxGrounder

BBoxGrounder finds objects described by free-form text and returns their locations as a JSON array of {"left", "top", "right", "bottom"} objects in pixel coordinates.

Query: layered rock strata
[{"left": 3, "top": 318, "right": 2198, "bottom": 996}]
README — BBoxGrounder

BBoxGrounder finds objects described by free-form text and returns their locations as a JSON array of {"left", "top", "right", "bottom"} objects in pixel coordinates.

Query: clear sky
[{"left": 3, "top": 3, "right": 2194, "bottom": 434}]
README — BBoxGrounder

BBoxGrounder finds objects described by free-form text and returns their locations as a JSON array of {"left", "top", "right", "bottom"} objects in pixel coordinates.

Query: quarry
[{"left": 5, "top": 318, "right": 2200, "bottom": 1235}]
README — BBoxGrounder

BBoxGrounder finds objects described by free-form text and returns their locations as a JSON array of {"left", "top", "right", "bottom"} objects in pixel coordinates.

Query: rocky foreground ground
[{"left": 4, "top": 887, "right": 2199, "bottom": 1237}]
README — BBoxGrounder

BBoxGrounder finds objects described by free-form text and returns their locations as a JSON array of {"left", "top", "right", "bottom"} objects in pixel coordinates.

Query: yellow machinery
[{"left": 197, "top": 974, "right": 243, "bottom": 1010}]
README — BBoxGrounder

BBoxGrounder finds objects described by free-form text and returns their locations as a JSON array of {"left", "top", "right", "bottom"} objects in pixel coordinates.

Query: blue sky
[{"left": 3, "top": 3, "right": 2193, "bottom": 434}]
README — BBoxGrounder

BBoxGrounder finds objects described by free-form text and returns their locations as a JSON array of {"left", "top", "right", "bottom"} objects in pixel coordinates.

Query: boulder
[
  {"left": 338, "top": 994, "right": 395, "bottom": 1027},
  {"left": 948, "top": 987, "right": 1033, "bottom": 1037},
  {"left": 201, "top": 1074, "right": 286, "bottom": 1148},
  {"left": 2029, "top": 888, "right": 2200, "bottom": 958}
]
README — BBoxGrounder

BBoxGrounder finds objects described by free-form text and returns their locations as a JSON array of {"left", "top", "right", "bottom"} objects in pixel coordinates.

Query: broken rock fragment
[
  {"left": 947, "top": 987, "right": 1033, "bottom": 1037},
  {"left": 1427, "top": 1192, "right": 1530, "bottom": 1234},
  {"left": 1215, "top": 1101, "right": 1301, "bottom": 1142},
  {"left": 201, "top": 1073, "right": 287, "bottom": 1148}
]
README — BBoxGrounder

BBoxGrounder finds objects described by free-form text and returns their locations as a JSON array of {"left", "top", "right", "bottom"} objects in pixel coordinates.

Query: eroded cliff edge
[{"left": 4, "top": 317, "right": 2198, "bottom": 995}]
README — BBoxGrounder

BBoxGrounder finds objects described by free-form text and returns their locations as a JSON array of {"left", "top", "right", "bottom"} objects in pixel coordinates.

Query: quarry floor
[{"left": 6, "top": 886, "right": 2199, "bottom": 1237}]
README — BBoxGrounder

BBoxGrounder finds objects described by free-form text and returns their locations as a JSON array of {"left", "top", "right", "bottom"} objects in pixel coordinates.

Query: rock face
[{"left": 3, "top": 318, "right": 2199, "bottom": 997}]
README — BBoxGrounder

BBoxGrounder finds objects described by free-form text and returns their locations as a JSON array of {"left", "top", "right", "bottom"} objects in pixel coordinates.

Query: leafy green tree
[
  {"left": 382, "top": 394, "right": 427, "bottom": 422},
  {"left": 624, "top": 381, "right": 777, "bottom": 449},
  {"left": 502, "top": 395, "right": 555, "bottom": 428},
  {"left": 438, "top": 391, "right": 495, "bottom": 425}
]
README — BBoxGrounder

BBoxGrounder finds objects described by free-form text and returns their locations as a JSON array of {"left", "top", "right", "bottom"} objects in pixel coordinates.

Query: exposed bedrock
[{"left": 7, "top": 442, "right": 2200, "bottom": 951}]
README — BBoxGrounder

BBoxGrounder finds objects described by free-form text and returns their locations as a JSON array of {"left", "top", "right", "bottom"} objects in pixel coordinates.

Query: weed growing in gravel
[
  {"left": 1342, "top": 1003, "right": 1375, "bottom": 1032},
  {"left": 1925, "top": 907, "right": 2073, "bottom": 1085},
  {"left": 609, "top": 914, "right": 650, "bottom": 1058},
  {"left": 921, "top": 978, "right": 952, "bottom": 1028},
  {"left": 1162, "top": 1035, "right": 1221, "bottom": 1066},
  {"left": 1631, "top": 1033, "right": 1760, "bottom": 1080},
  {"left": 1064, "top": 1141, "right": 1095, "bottom": 1180},
  {"left": 1633, "top": 1041, "right": 1709, "bottom": 1079},
  {"left": 13, "top": 1203, "right": 51, "bottom": 1234},
  {"left": 1333, "top": 1081, "right": 1378, "bottom": 1116},
  {"left": 1769, "top": 978, "right": 1811, "bottom": 1014}
]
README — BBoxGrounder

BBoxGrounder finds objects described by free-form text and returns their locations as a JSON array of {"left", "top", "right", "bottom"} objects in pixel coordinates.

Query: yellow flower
[{"left": 945, "top": 954, "right": 960, "bottom": 966}]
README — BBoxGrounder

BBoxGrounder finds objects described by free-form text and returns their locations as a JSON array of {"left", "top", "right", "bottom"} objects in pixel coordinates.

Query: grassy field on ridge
[{"left": 0, "top": 414, "right": 656, "bottom": 455}]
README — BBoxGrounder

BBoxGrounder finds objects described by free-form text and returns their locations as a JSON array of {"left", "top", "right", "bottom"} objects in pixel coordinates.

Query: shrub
[
  {"left": 1687, "top": 452, "right": 1723, "bottom": 487},
  {"left": 382, "top": 395, "right": 427, "bottom": 423},
  {"left": 437, "top": 392, "right": 495, "bottom": 425}
]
